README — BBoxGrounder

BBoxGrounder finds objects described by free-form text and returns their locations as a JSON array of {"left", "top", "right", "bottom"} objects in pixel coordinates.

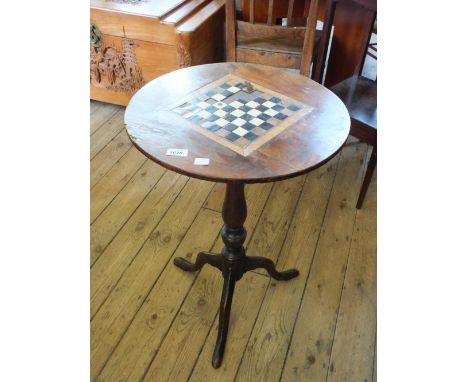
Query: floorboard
[{"left": 90, "top": 103, "right": 377, "bottom": 382}]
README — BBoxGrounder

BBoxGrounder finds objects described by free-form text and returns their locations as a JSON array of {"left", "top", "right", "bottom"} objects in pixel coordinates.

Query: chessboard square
[
  {"left": 215, "top": 118, "right": 229, "bottom": 127},
  {"left": 216, "top": 129, "right": 229, "bottom": 137},
  {"left": 225, "top": 132, "right": 241, "bottom": 142},
  {"left": 212, "top": 93, "right": 226, "bottom": 101},
  {"left": 246, "top": 101, "right": 260, "bottom": 108},
  {"left": 256, "top": 105, "right": 268, "bottom": 112},
  {"left": 270, "top": 96, "right": 281, "bottom": 103},
  {"left": 223, "top": 105, "right": 235, "bottom": 113},
  {"left": 197, "top": 101, "right": 211, "bottom": 109},
  {"left": 198, "top": 110, "right": 211, "bottom": 119},
  {"left": 231, "top": 109, "right": 245, "bottom": 117},
  {"left": 227, "top": 86, "right": 241, "bottom": 93},
  {"left": 242, "top": 122, "right": 256, "bottom": 131},
  {"left": 244, "top": 132, "right": 258, "bottom": 141},
  {"left": 233, "top": 118, "right": 247, "bottom": 127},
  {"left": 207, "top": 114, "right": 219, "bottom": 122},
  {"left": 272, "top": 104, "right": 285, "bottom": 111},
  {"left": 287, "top": 104, "right": 302, "bottom": 111},
  {"left": 230, "top": 101, "right": 243, "bottom": 109},
  {"left": 236, "top": 82, "right": 246, "bottom": 88},
  {"left": 250, "top": 117, "right": 264, "bottom": 126},
  {"left": 233, "top": 127, "right": 249, "bottom": 137},
  {"left": 265, "top": 108, "right": 278, "bottom": 117},
  {"left": 214, "top": 102, "right": 227, "bottom": 109},
  {"left": 206, "top": 90, "right": 216, "bottom": 97},
  {"left": 222, "top": 90, "right": 232, "bottom": 97},
  {"left": 206, "top": 105, "right": 217, "bottom": 113},
  {"left": 258, "top": 113, "right": 271, "bottom": 121},
  {"left": 263, "top": 100, "right": 276, "bottom": 108},
  {"left": 254, "top": 97, "right": 266, "bottom": 104},
  {"left": 247, "top": 109, "right": 262, "bottom": 117},
  {"left": 220, "top": 83, "right": 231, "bottom": 89},
  {"left": 214, "top": 109, "right": 227, "bottom": 117},
  {"left": 242, "top": 114, "right": 254, "bottom": 121},
  {"left": 225, "top": 114, "right": 237, "bottom": 122},
  {"left": 274, "top": 112, "right": 288, "bottom": 120},
  {"left": 206, "top": 124, "right": 222, "bottom": 132},
  {"left": 259, "top": 122, "right": 274, "bottom": 130},
  {"left": 224, "top": 123, "right": 238, "bottom": 131},
  {"left": 189, "top": 115, "right": 203, "bottom": 123},
  {"left": 239, "top": 105, "right": 250, "bottom": 112}
]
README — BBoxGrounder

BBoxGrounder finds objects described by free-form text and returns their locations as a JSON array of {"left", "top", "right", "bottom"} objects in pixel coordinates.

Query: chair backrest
[
  {"left": 226, "top": 0, "right": 320, "bottom": 77},
  {"left": 313, "top": 0, "right": 376, "bottom": 83}
]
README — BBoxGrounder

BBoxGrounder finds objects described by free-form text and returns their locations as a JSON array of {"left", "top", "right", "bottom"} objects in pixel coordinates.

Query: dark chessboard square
[
  {"left": 225, "top": 114, "right": 236, "bottom": 122},
  {"left": 275, "top": 113, "right": 288, "bottom": 120},
  {"left": 237, "top": 99, "right": 247, "bottom": 104},
  {"left": 244, "top": 132, "right": 258, "bottom": 141},
  {"left": 256, "top": 105, "right": 268, "bottom": 112},
  {"left": 220, "top": 83, "right": 231, "bottom": 89},
  {"left": 258, "top": 113, "right": 271, "bottom": 121},
  {"left": 242, "top": 114, "right": 254, "bottom": 121},
  {"left": 270, "top": 96, "right": 281, "bottom": 103},
  {"left": 272, "top": 104, "right": 285, "bottom": 111},
  {"left": 225, "top": 132, "right": 241, "bottom": 142},
  {"left": 259, "top": 122, "right": 274, "bottom": 130},
  {"left": 236, "top": 83, "right": 246, "bottom": 88},
  {"left": 242, "top": 122, "right": 256, "bottom": 131},
  {"left": 223, "top": 105, "right": 235, "bottom": 113},
  {"left": 206, "top": 124, "right": 222, "bottom": 132},
  {"left": 189, "top": 115, "right": 203, "bottom": 123},
  {"left": 287, "top": 104, "right": 302, "bottom": 111},
  {"left": 254, "top": 97, "right": 266, "bottom": 104},
  {"left": 222, "top": 90, "right": 233, "bottom": 97},
  {"left": 206, "top": 90, "right": 216, "bottom": 97},
  {"left": 239, "top": 105, "right": 250, "bottom": 112},
  {"left": 207, "top": 114, "right": 219, "bottom": 122},
  {"left": 224, "top": 123, "right": 239, "bottom": 132},
  {"left": 206, "top": 105, "right": 217, "bottom": 113}
]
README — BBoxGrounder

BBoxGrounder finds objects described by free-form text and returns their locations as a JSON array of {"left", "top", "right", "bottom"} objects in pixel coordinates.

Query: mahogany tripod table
[{"left": 124, "top": 63, "right": 350, "bottom": 368}]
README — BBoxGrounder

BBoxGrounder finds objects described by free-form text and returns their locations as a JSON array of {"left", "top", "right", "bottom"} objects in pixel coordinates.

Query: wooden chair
[
  {"left": 314, "top": 0, "right": 376, "bottom": 208},
  {"left": 225, "top": 0, "right": 321, "bottom": 77}
]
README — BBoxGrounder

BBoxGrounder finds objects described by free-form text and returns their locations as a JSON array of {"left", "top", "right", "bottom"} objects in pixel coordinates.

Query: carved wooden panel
[{"left": 90, "top": 37, "right": 144, "bottom": 93}]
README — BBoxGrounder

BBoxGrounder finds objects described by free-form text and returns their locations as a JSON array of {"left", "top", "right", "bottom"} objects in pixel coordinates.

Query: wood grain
[
  {"left": 90, "top": 147, "right": 147, "bottom": 222},
  {"left": 281, "top": 142, "right": 367, "bottom": 381},
  {"left": 90, "top": 171, "right": 187, "bottom": 309},
  {"left": 90, "top": 110, "right": 125, "bottom": 159},
  {"left": 235, "top": 156, "right": 338, "bottom": 380},
  {"left": 327, "top": 169, "right": 376, "bottom": 381},
  {"left": 91, "top": 178, "right": 213, "bottom": 380},
  {"left": 90, "top": 130, "right": 133, "bottom": 188},
  {"left": 90, "top": 161, "right": 166, "bottom": 265}
]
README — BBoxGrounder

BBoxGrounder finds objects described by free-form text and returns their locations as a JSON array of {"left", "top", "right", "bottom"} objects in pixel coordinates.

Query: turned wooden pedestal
[
  {"left": 124, "top": 63, "right": 350, "bottom": 368},
  {"left": 174, "top": 181, "right": 298, "bottom": 367}
]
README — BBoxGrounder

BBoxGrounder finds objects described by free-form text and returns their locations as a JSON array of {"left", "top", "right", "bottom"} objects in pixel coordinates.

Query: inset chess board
[{"left": 170, "top": 74, "right": 311, "bottom": 156}]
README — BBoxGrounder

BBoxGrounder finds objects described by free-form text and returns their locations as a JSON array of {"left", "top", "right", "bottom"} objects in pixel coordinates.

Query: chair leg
[{"left": 356, "top": 146, "right": 376, "bottom": 209}]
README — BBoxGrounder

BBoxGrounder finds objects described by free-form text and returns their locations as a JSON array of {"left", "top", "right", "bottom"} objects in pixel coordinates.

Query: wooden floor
[{"left": 90, "top": 100, "right": 377, "bottom": 382}]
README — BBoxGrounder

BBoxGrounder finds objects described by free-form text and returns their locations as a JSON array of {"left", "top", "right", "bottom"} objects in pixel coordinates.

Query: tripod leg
[
  {"left": 174, "top": 251, "right": 222, "bottom": 272},
  {"left": 212, "top": 270, "right": 236, "bottom": 369},
  {"left": 244, "top": 256, "right": 299, "bottom": 281}
]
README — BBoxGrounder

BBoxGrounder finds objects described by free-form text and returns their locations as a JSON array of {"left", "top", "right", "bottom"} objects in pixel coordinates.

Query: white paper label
[
  {"left": 166, "top": 148, "right": 188, "bottom": 157},
  {"left": 194, "top": 158, "right": 210, "bottom": 166}
]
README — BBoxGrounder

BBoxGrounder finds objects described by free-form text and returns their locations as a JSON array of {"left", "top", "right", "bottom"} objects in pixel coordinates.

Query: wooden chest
[{"left": 90, "top": 0, "right": 225, "bottom": 106}]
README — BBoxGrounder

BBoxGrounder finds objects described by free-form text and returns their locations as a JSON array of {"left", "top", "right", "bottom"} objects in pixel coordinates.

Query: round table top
[{"left": 125, "top": 63, "right": 350, "bottom": 184}]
